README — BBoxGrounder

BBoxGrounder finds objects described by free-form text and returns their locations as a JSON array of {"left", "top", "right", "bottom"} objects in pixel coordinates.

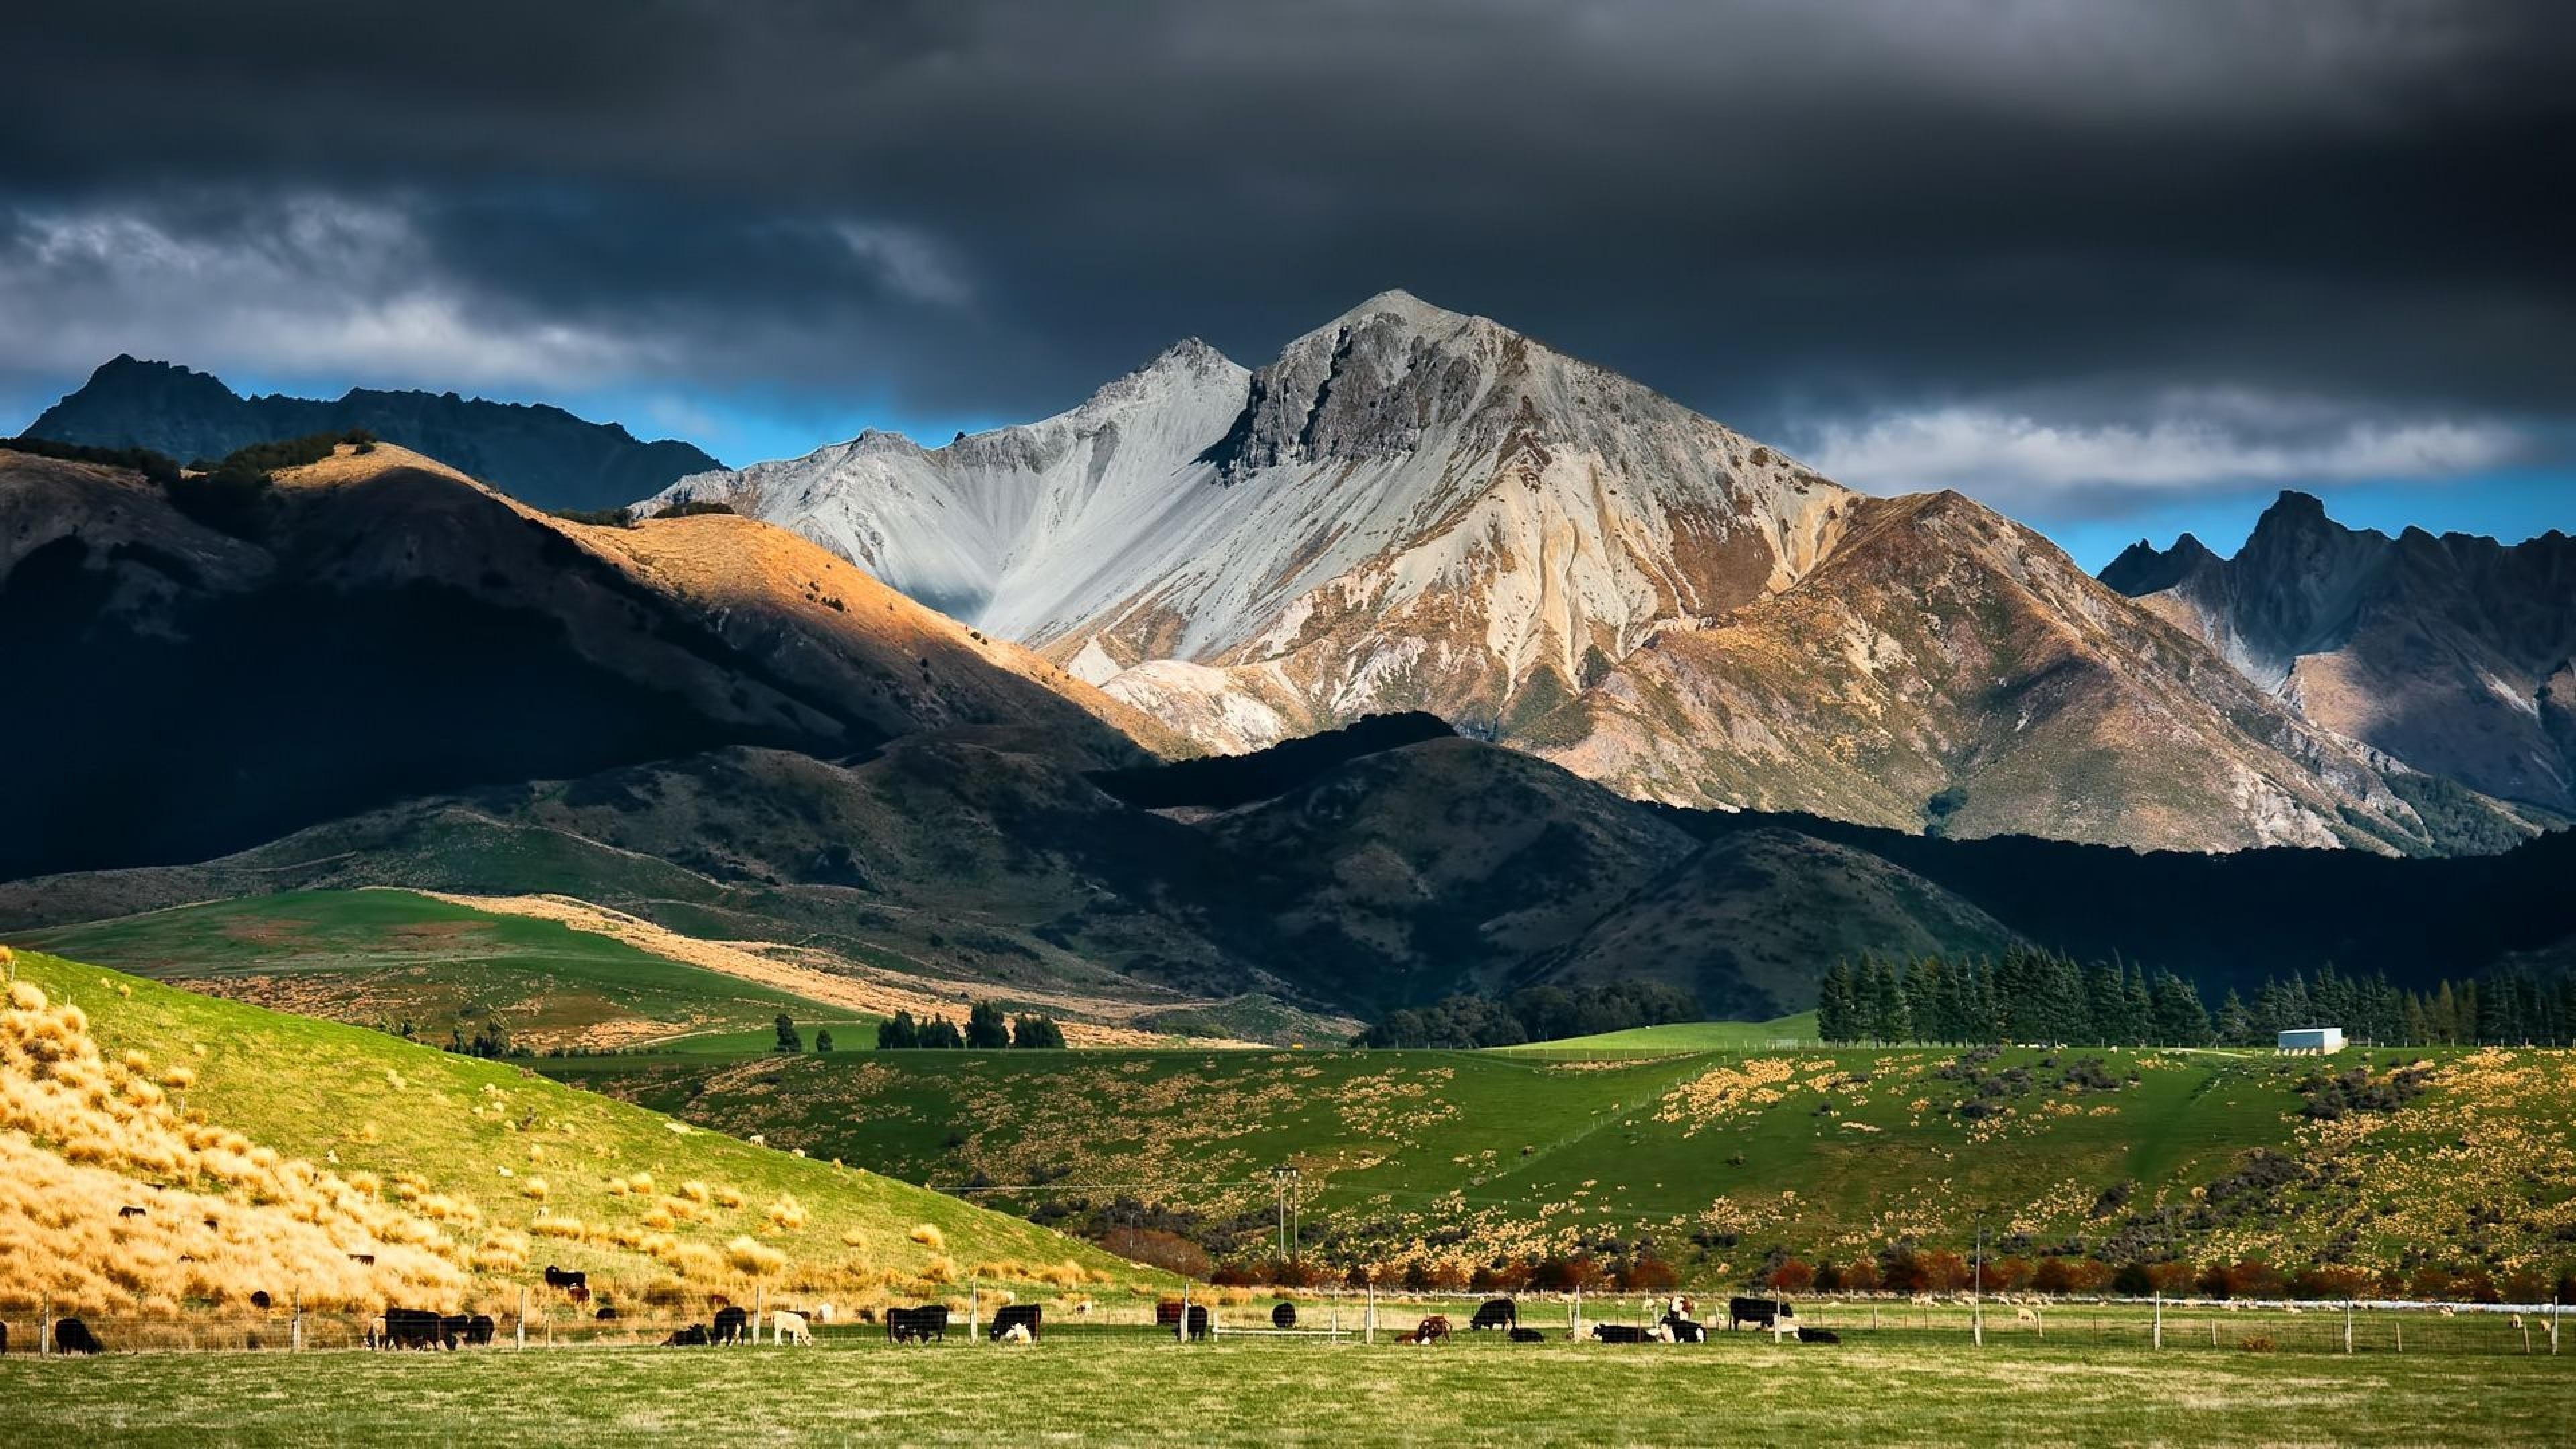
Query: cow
[
  {"left": 1157, "top": 1301, "right": 1211, "bottom": 1340},
  {"left": 595, "top": 1306, "right": 621, "bottom": 1322},
  {"left": 118, "top": 1205, "right": 146, "bottom": 1219},
  {"left": 1468, "top": 1298, "right": 1517, "bottom": 1332},
  {"left": 810, "top": 1302, "right": 837, "bottom": 1326},
  {"left": 661, "top": 1324, "right": 711, "bottom": 1347},
  {"left": 466, "top": 1314, "right": 496, "bottom": 1346},
  {"left": 771, "top": 1311, "right": 812, "bottom": 1346},
  {"left": 1507, "top": 1326, "right": 1546, "bottom": 1343},
  {"left": 1272, "top": 1302, "right": 1297, "bottom": 1330},
  {"left": 1729, "top": 1296, "right": 1792, "bottom": 1330},
  {"left": 52, "top": 1318, "right": 104, "bottom": 1355},
  {"left": 441, "top": 1314, "right": 472, "bottom": 1347},
  {"left": 1797, "top": 1326, "right": 1842, "bottom": 1344},
  {"left": 1661, "top": 1314, "right": 1706, "bottom": 1343},
  {"left": 888, "top": 1305, "right": 949, "bottom": 1344},
  {"left": 347, "top": 1253, "right": 376, "bottom": 1267},
  {"left": 989, "top": 1305, "right": 1042, "bottom": 1342},
  {"left": 543, "top": 1265, "right": 586, "bottom": 1293},
  {"left": 1402, "top": 1316, "right": 1452, "bottom": 1345},
  {"left": 1589, "top": 1323, "right": 1671, "bottom": 1344},
  {"left": 250, "top": 1291, "right": 272, "bottom": 1310},
  {"left": 712, "top": 1305, "right": 749, "bottom": 1344},
  {"left": 380, "top": 1307, "right": 450, "bottom": 1350},
  {"left": 0, "top": 1322, "right": 8, "bottom": 1355}
]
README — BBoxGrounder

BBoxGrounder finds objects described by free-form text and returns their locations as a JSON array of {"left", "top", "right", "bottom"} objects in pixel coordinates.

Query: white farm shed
[{"left": 2277, "top": 1026, "right": 2347, "bottom": 1053}]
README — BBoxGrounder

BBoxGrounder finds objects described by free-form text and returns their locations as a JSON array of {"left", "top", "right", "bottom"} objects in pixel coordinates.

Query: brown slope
[
  {"left": 1528, "top": 490, "right": 2430, "bottom": 852},
  {"left": 0, "top": 443, "right": 1157, "bottom": 879}
]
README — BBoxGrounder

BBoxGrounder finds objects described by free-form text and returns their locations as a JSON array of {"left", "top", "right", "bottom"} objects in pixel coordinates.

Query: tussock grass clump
[
  {"left": 727, "top": 1236, "right": 788, "bottom": 1276},
  {"left": 0, "top": 975, "right": 464, "bottom": 1313},
  {"left": 908, "top": 1223, "right": 945, "bottom": 1250}
]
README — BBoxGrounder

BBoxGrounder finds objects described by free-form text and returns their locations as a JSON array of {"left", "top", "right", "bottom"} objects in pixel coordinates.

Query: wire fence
[{"left": 1, "top": 1287, "right": 2561, "bottom": 1359}]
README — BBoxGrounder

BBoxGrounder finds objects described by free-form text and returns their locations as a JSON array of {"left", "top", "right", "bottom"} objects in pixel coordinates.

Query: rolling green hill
[
  {"left": 553, "top": 1040, "right": 2576, "bottom": 1291},
  {"left": 0, "top": 947, "right": 1149, "bottom": 1319},
  {"left": 17, "top": 888, "right": 873, "bottom": 1053}
]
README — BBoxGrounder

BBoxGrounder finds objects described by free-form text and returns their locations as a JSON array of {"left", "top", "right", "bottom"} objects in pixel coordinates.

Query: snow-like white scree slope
[{"left": 651, "top": 290, "right": 1853, "bottom": 748}]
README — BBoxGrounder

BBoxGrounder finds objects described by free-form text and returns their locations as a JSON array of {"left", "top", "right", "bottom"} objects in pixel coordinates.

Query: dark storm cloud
[{"left": 3, "top": 0, "right": 2569, "bottom": 508}]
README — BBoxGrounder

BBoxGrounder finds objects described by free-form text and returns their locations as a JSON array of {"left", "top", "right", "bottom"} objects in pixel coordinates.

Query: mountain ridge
[{"left": 26, "top": 354, "right": 723, "bottom": 510}]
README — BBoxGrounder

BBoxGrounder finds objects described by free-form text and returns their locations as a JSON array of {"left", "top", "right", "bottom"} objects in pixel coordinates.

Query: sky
[{"left": 3, "top": 1, "right": 2569, "bottom": 571}]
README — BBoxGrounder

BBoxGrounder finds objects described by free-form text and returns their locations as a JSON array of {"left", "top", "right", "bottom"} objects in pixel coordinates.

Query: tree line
[
  {"left": 1355, "top": 982, "right": 1698, "bottom": 1048},
  {"left": 1818, "top": 951, "right": 2576, "bottom": 1047},
  {"left": 874, "top": 1000, "right": 1066, "bottom": 1049}
]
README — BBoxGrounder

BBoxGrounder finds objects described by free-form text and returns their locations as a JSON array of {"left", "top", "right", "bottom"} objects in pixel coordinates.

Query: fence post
[
  {"left": 40, "top": 1295, "right": 52, "bottom": 1356},
  {"left": 1364, "top": 1281, "right": 1374, "bottom": 1344},
  {"left": 292, "top": 1291, "right": 304, "bottom": 1353},
  {"left": 2553, "top": 1298, "right": 2560, "bottom": 1356},
  {"left": 967, "top": 1279, "right": 977, "bottom": 1346},
  {"left": 517, "top": 1286, "right": 527, "bottom": 1350},
  {"left": 2153, "top": 1292, "right": 2161, "bottom": 1350},
  {"left": 2394, "top": 1318, "right": 2401, "bottom": 1354},
  {"left": 1571, "top": 1284, "right": 1581, "bottom": 1340},
  {"left": 1330, "top": 1287, "right": 1340, "bottom": 1342},
  {"left": 755, "top": 1285, "right": 766, "bottom": 1346},
  {"left": 2343, "top": 1301, "right": 2353, "bottom": 1355},
  {"left": 1179, "top": 1281, "right": 1190, "bottom": 1344}
]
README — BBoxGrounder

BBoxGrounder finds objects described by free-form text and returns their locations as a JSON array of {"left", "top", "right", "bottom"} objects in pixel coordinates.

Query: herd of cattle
[{"left": 4, "top": 1279, "right": 1831, "bottom": 1356}]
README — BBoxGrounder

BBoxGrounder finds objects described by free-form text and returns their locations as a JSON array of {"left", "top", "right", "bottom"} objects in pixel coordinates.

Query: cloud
[
  {"left": 0, "top": 196, "right": 656, "bottom": 392},
  {"left": 1803, "top": 397, "right": 2526, "bottom": 516},
  {"left": 0, "top": 0, "right": 2564, "bottom": 510}
]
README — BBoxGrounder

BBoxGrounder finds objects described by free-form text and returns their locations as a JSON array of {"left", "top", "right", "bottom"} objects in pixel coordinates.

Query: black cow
[
  {"left": 441, "top": 1314, "right": 471, "bottom": 1346},
  {"left": 988, "top": 1305, "right": 1042, "bottom": 1342},
  {"left": 465, "top": 1314, "right": 496, "bottom": 1346},
  {"left": 712, "top": 1305, "right": 749, "bottom": 1344},
  {"left": 1589, "top": 1323, "right": 1656, "bottom": 1344},
  {"left": 380, "top": 1307, "right": 451, "bottom": 1350},
  {"left": 1662, "top": 1315, "right": 1706, "bottom": 1343},
  {"left": 1, "top": 1321, "right": 9, "bottom": 1355},
  {"left": 662, "top": 1324, "right": 711, "bottom": 1347},
  {"left": 543, "top": 1265, "right": 586, "bottom": 1293},
  {"left": 1508, "top": 1326, "right": 1546, "bottom": 1342},
  {"left": 53, "top": 1318, "right": 104, "bottom": 1355},
  {"left": 1797, "top": 1326, "right": 1841, "bottom": 1344},
  {"left": 1469, "top": 1298, "right": 1517, "bottom": 1331},
  {"left": 347, "top": 1253, "right": 376, "bottom": 1267},
  {"left": 250, "top": 1291, "right": 272, "bottom": 1310},
  {"left": 887, "top": 1305, "right": 949, "bottom": 1343},
  {"left": 595, "top": 1306, "right": 621, "bottom": 1322},
  {"left": 1271, "top": 1302, "right": 1297, "bottom": 1330},
  {"left": 1729, "top": 1296, "right": 1792, "bottom": 1330},
  {"left": 118, "top": 1205, "right": 146, "bottom": 1219}
]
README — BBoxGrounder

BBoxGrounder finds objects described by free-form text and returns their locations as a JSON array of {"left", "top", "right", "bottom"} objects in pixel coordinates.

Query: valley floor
[{"left": 3, "top": 1333, "right": 2564, "bottom": 1446}]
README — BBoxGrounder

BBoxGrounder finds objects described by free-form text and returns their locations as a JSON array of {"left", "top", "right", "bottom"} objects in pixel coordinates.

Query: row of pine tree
[{"left": 1815, "top": 951, "right": 2576, "bottom": 1047}]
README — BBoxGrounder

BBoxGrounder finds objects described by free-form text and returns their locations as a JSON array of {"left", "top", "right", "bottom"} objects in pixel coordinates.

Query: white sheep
[
  {"left": 770, "top": 1310, "right": 811, "bottom": 1346},
  {"left": 1000, "top": 1322, "right": 1033, "bottom": 1344}
]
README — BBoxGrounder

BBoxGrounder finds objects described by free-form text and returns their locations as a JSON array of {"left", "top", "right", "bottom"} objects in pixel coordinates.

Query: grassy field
[
  {"left": 1, "top": 949, "right": 1150, "bottom": 1322},
  {"left": 17, "top": 889, "right": 871, "bottom": 1051},
  {"left": 1, "top": 1333, "right": 2566, "bottom": 1446},
  {"left": 549, "top": 1040, "right": 2576, "bottom": 1281},
  {"left": 1493, "top": 1012, "right": 1819, "bottom": 1054}
]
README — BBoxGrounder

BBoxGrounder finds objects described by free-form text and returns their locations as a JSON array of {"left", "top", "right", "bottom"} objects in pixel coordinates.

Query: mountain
[
  {"left": 665, "top": 291, "right": 2493, "bottom": 853},
  {"left": 0, "top": 441, "right": 1158, "bottom": 880},
  {"left": 2105, "top": 491, "right": 2576, "bottom": 818},
  {"left": 656, "top": 290, "right": 1847, "bottom": 751},
  {"left": 1529, "top": 490, "right": 2434, "bottom": 851},
  {"left": 25, "top": 354, "right": 722, "bottom": 509}
]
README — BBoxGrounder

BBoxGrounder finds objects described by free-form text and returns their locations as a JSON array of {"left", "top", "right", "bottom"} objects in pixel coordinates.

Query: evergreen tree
[
  {"left": 2215, "top": 989, "right": 2253, "bottom": 1046},
  {"left": 917, "top": 1016, "right": 965, "bottom": 1049},
  {"left": 1010, "top": 1013, "right": 1067, "bottom": 1049},
  {"left": 1902, "top": 958, "right": 1943, "bottom": 1045},
  {"left": 965, "top": 1000, "right": 1012, "bottom": 1049},
  {"left": 773, "top": 1013, "right": 802, "bottom": 1054},
  {"left": 814, "top": 1029, "right": 835, "bottom": 1053},
  {"left": 2122, "top": 964, "right": 2156, "bottom": 1046},
  {"left": 877, "top": 1010, "right": 921, "bottom": 1049},
  {"left": 1868, "top": 957, "right": 1909, "bottom": 1044},
  {"left": 2149, "top": 971, "right": 2210, "bottom": 1046},
  {"left": 1817, "top": 961, "right": 1858, "bottom": 1044}
]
